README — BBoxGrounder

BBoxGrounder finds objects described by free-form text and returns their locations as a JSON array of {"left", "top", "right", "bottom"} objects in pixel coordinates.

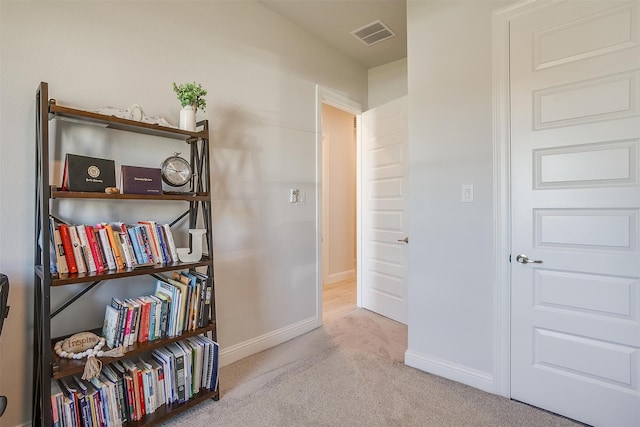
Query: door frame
[
  {"left": 492, "top": 0, "right": 565, "bottom": 398},
  {"left": 315, "top": 85, "right": 363, "bottom": 323}
]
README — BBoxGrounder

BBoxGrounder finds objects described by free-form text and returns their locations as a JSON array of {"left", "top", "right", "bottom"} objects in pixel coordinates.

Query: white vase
[{"left": 179, "top": 105, "right": 196, "bottom": 131}]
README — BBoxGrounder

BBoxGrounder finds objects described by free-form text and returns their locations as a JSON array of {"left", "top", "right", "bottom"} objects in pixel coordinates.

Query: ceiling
[{"left": 259, "top": 0, "right": 407, "bottom": 69}]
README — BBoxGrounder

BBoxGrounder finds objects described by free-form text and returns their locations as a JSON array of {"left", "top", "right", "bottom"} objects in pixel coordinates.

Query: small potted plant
[{"left": 172, "top": 81, "right": 207, "bottom": 131}]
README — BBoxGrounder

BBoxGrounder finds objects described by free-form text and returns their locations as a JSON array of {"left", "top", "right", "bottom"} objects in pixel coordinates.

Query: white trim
[
  {"left": 318, "top": 87, "right": 363, "bottom": 116},
  {"left": 491, "top": 0, "right": 567, "bottom": 398},
  {"left": 405, "top": 350, "right": 495, "bottom": 394},
  {"left": 324, "top": 269, "right": 356, "bottom": 286},
  {"left": 355, "top": 113, "right": 363, "bottom": 308},
  {"left": 219, "top": 316, "right": 320, "bottom": 367},
  {"left": 321, "top": 132, "right": 330, "bottom": 286},
  {"left": 316, "top": 85, "right": 363, "bottom": 320}
]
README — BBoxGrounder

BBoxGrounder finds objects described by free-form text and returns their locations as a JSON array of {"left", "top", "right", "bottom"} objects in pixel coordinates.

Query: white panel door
[
  {"left": 361, "top": 96, "right": 408, "bottom": 324},
  {"left": 510, "top": 1, "right": 640, "bottom": 426}
]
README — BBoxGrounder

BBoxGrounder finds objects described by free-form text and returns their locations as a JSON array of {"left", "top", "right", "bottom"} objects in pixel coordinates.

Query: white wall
[
  {"left": 368, "top": 58, "right": 408, "bottom": 108},
  {"left": 0, "top": 1, "right": 367, "bottom": 425},
  {"left": 405, "top": 0, "right": 509, "bottom": 392},
  {"left": 321, "top": 104, "right": 357, "bottom": 284}
]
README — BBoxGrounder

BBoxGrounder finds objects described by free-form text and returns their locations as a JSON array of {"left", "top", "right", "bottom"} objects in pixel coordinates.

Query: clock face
[{"left": 161, "top": 156, "right": 192, "bottom": 187}]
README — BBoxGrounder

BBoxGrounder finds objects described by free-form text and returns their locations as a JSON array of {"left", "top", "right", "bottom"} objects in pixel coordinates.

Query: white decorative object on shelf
[
  {"left": 125, "top": 104, "right": 144, "bottom": 121},
  {"left": 96, "top": 105, "right": 177, "bottom": 128},
  {"left": 177, "top": 228, "right": 206, "bottom": 262},
  {"left": 144, "top": 115, "right": 177, "bottom": 128},
  {"left": 179, "top": 105, "right": 196, "bottom": 131},
  {"left": 96, "top": 104, "right": 144, "bottom": 121}
]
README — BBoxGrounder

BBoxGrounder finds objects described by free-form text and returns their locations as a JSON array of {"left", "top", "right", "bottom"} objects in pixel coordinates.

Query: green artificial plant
[{"left": 172, "top": 81, "right": 207, "bottom": 112}]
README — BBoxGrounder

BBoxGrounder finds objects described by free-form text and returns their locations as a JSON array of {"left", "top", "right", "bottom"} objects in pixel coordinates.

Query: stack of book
[
  {"left": 48, "top": 218, "right": 181, "bottom": 274},
  {"left": 102, "top": 273, "right": 213, "bottom": 349},
  {"left": 50, "top": 336, "right": 219, "bottom": 426}
]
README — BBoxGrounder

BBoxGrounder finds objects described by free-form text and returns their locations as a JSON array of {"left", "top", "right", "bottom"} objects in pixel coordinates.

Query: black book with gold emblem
[{"left": 62, "top": 153, "right": 116, "bottom": 192}]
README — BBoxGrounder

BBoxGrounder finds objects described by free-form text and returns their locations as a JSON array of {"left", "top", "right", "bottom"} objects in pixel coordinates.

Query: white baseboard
[
  {"left": 220, "top": 316, "right": 321, "bottom": 367},
  {"left": 324, "top": 269, "right": 356, "bottom": 285},
  {"left": 404, "top": 349, "right": 495, "bottom": 394}
]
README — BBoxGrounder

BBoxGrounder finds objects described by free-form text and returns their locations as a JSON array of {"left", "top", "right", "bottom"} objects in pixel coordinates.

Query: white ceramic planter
[{"left": 179, "top": 105, "right": 196, "bottom": 131}]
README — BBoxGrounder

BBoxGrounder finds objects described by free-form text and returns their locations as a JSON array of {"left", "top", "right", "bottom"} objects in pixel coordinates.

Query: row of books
[
  {"left": 102, "top": 272, "right": 212, "bottom": 349},
  {"left": 51, "top": 335, "right": 220, "bottom": 427},
  {"left": 49, "top": 217, "right": 181, "bottom": 275}
]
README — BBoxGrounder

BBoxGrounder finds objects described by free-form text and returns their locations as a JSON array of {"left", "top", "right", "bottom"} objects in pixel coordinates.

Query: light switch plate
[
  {"left": 461, "top": 184, "right": 474, "bottom": 203},
  {"left": 289, "top": 188, "right": 300, "bottom": 203}
]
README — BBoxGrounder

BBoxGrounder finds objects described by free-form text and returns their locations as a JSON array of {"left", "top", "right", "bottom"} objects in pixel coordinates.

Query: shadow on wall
[{"left": 209, "top": 105, "right": 269, "bottom": 341}]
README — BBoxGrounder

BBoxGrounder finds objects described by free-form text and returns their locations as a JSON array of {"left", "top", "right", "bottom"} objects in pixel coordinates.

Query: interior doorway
[{"left": 321, "top": 102, "right": 358, "bottom": 321}]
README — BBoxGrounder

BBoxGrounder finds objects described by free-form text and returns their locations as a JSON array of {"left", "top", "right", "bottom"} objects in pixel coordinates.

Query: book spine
[
  {"left": 127, "top": 226, "right": 145, "bottom": 265},
  {"left": 58, "top": 224, "right": 78, "bottom": 273},
  {"left": 139, "top": 299, "right": 151, "bottom": 343},
  {"left": 102, "top": 305, "right": 119, "bottom": 349},
  {"left": 138, "top": 222, "right": 161, "bottom": 264},
  {"left": 85, "top": 225, "right": 105, "bottom": 273},
  {"left": 76, "top": 225, "right": 97, "bottom": 273},
  {"left": 162, "top": 224, "right": 179, "bottom": 262},
  {"left": 123, "top": 303, "right": 134, "bottom": 348},
  {"left": 52, "top": 228, "right": 69, "bottom": 274},
  {"left": 124, "top": 374, "right": 137, "bottom": 421},
  {"left": 114, "top": 373, "right": 128, "bottom": 423},
  {"left": 121, "top": 226, "right": 138, "bottom": 267},
  {"left": 174, "top": 352, "right": 186, "bottom": 402},
  {"left": 204, "top": 275, "right": 212, "bottom": 326},
  {"left": 68, "top": 225, "right": 87, "bottom": 274},
  {"left": 118, "top": 231, "right": 135, "bottom": 269},
  {"left": 97, "top": 226, "right": 117, "bottom": 270},
  {"left": 92, "top": 387, "right": 104, "bottom": 427},
  {"left": 156, "top": 224, "right": 170, "bottom": 264},
  {"left": 136, "top": 226, "right": 155, "bottom": 265},
  {"left": 110, "top": 298, "right": 126, "bottom": 347},
  {"left": 197, "top": 276, "right": 206, "bottom": 328},
  {"left": 104, "top": 223, "right": 125, "bottom": 270},
  {"left": 50, "top": 392, "right": 60, "bottom": 427},
  {"left": 153, "top": 296, "right": 163, "bottom": 339},
  {"left": 128, "top": 302, "right": 140, "bottom": 347},
  {"left": 48, "top": 217, "right": 58, "bottom": 274},
  {"left": 135, "top": 369, "right": 146, "bottom": 417},
  {"left": 146, "top": 298, "right": 156, "bottom": 341},
  {"left": 145, "top": 221, "right": 164, "bottom": 264}
]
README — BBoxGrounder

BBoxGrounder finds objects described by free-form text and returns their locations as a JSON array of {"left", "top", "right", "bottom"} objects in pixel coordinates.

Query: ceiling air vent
[{"left": 351, "top": 20, "right": 396, "bottom": 47}]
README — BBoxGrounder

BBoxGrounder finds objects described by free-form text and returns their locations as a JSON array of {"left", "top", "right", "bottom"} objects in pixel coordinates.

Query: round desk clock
[{"left": 161, "top": 153, "right": 192, "bottom": 187}]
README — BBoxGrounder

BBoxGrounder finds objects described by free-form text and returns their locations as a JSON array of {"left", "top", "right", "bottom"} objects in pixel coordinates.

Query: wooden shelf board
[
  {"left": 51, "top": 323, "right": 216, "bottom": 379},
  {"left": 49, "top": 100, "right": 208, "bottom": 140},
  {"left": 50, "top": 187, "right": 209, "bottom": 201},
  {"left": 35, "top": 257, "right": 213, "bottom": 286}
]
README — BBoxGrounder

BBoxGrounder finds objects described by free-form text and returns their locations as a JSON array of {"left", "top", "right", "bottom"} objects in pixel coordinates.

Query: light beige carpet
[{"left": 160, "top": 308, "right": 582, "bottom": 427}]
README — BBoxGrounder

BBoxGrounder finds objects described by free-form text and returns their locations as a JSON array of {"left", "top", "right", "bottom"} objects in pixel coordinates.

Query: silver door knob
[
  {"left": 397, "top": 237, "right": 409, "bottom": 243},
  {"left": 516, "top": 254, "right": 543, "bottom": 264}
]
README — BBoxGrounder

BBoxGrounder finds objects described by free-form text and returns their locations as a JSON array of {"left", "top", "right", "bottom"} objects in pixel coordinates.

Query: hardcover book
[
  {"left": 62, "top": 154, "right": 116, "bottom": 193},
  {"left": 52, "top": 226, "right": 69, "bottom": 275},
  {"left": 102, "top": 305, "right": 120, "bottom": 349},
  {"left": 121, "top": 166, "right": 162, "bottom": 195},
  {"left": 58, "top": 224, "right": 78, "bottom": 274}
]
